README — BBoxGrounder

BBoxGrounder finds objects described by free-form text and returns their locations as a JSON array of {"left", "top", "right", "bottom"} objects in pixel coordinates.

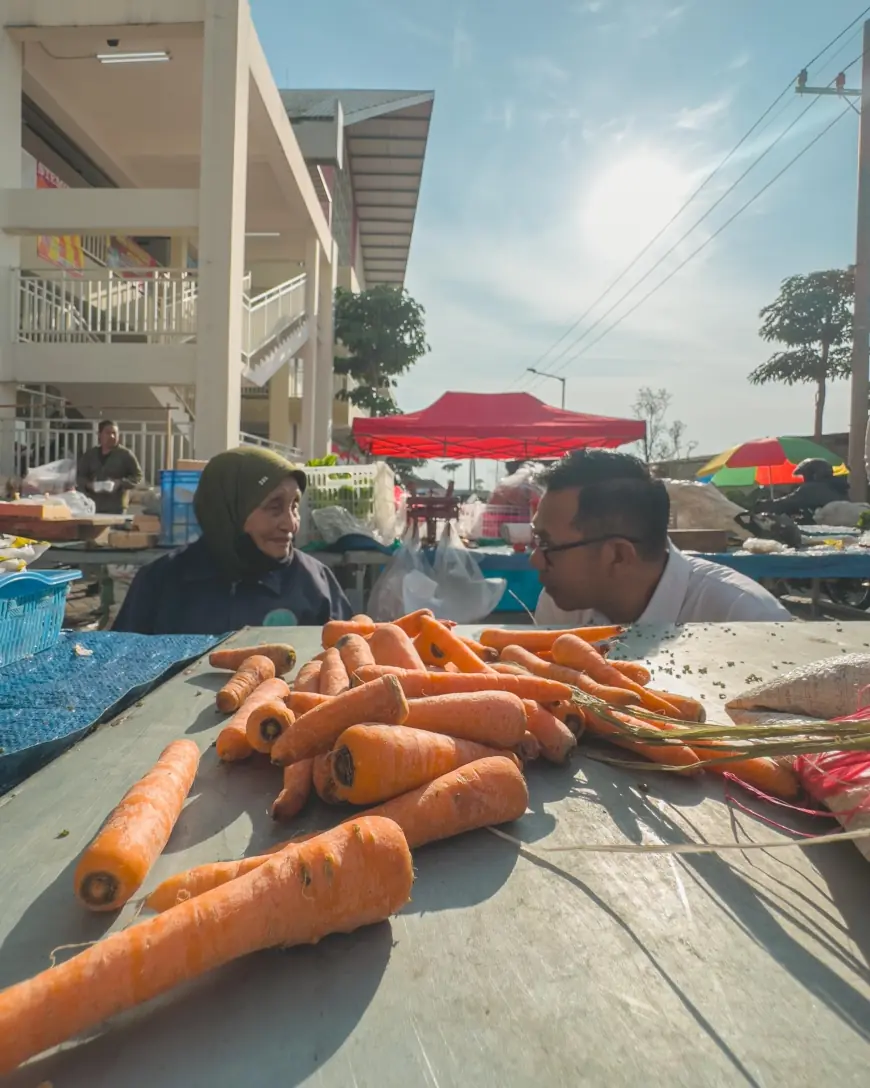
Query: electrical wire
[
  {"left": 546, "top": 105, "right": 851, "bottom": 375},
  {"left": 514, "top": 5, "right": 870, "bottom": 392}
]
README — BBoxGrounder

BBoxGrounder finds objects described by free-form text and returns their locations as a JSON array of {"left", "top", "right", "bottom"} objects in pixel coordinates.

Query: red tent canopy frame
[{"left": 352, "top": 391, "right": 646, "bottom": 460}]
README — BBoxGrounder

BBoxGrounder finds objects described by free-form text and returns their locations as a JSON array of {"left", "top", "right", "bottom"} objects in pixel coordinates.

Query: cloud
[
  {"left": 674, "top": 95, "right": 730, "bottom": 131},
  {"left": 513, "top": 55, "right": 569, "bottom": 86},
  {"left": 728, "top": 50, "right": 751, "bottom": 71},
  {"left": 452, "top": 16, "right": 473, "bottom": 69}
]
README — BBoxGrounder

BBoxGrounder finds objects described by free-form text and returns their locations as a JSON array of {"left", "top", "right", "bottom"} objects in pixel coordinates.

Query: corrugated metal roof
[{"left": 280, "top": 89, "right": 434, "bottom": 289}]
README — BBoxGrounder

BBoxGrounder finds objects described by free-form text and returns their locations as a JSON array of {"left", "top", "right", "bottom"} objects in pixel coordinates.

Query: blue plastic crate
[
  {"left": 0, "top": 569, "right": 82, "bottom": 667},
  {"left": 160, "top": 469, "right": 202, "bottom": 547}
]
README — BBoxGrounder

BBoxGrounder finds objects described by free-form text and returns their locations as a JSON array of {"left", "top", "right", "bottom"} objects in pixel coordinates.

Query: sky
[{"left": 251, "top": 0, "right": 869, "bottom": 475}]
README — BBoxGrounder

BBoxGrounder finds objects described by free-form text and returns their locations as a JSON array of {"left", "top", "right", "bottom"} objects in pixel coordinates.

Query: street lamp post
[{"left": 527, "top": 368, "right": 566, "bottom": 409}]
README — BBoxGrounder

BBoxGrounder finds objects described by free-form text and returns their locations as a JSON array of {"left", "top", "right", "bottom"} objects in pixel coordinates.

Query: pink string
[
  {"left": 722, "top": 773, "right": 834, "bottom": 837},
  {"left": 792, "top": 703, "right": 870, "bottom": 827}
]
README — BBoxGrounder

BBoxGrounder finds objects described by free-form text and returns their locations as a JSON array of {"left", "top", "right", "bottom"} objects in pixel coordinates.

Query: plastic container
[
  {"left": 299, "top": 462, "right": 398, "bottom": 545},
  {"left": 160, "top": 469, "right": 202, "bottom": 547},
  {"left": 0, "top": 569, "right": 82, "bottom": 667},
  {"left": 481, "top": 504, "right": 531, "bottom": 541}
]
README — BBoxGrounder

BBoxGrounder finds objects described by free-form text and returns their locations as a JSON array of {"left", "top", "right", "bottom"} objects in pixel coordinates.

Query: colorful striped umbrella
[{"left": 697, "top": 436, "right": 847, "bottom": 487}]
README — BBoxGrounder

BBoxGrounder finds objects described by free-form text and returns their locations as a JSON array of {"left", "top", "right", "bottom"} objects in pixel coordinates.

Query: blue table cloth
[{"left": 0, "top": 630, "right": 220, "bottom": 793}]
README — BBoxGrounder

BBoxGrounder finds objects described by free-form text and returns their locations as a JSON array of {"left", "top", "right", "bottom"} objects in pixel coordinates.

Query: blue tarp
[{"left": 0, "top": 630, "right": 220, "bottom": 794}]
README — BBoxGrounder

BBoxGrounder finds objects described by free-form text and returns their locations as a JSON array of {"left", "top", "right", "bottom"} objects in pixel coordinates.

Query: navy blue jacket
[{"left": 113, "top": 538, "right": 353, "bottom": 635}]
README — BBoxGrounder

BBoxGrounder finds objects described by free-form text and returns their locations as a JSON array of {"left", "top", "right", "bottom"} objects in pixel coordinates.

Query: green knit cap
[{"left": 194, "top": 446, "right": 306, "bottom": 579}]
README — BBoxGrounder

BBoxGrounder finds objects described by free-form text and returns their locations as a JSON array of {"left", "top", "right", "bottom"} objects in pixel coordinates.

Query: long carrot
[
  {"left": 146, "top": 758, "right": 528, "bottom": 912},
  {"left": 649, "top": 689, "right": 706, "bottom": 723},
  {"left": 370, "top": 624, "right": 428, "bottom": 670},
  {"left": 216, "top": 678, "right": 291, "bottom": 762},
  {"left": 523, "top": 701, "right": 578, "bottom": 764},
  {"left": 327, "top": 724, "right": 518, "bottom": 804},
  {"left": 293, "top": 660, "right": 323, "bottom": 693},
  {"left": 552, "top": 701, "right": 586, "bottom": 737},
  {"left": 335, "top": 632, "right": 376, "bottom": 674},
  {"left": 690, "top": 746, "right": 800, "bottom": 799},
  {"left": 216, "top": 655, "right": 276, "bottom": 713},
  {"left": 391, "top": 608, "right": 435, "bottom": 637},
  {"left": 285, "top": 690, "right": 332, "bottom": 715},
  {"left": 404, "top": 690, "right": 528, "bottom": 747},
  {"left": 460, "top": 635, "right": 499, "bottom": 663},
  {"left": 73, "top": 740, "right": 200, "bottom": 911},
  {"left": 498, "top": 645, "right": 639, "bottom": 707},
  {"left": 418, "top": 615, "right": 491, "bottom": 673},
  {"left": 271, "top": 759, "right": 314, "bottom": 821},
  {"left": 514, "top": 730, "right": 541, "bottom": 762},
  {"left": 312, "top": 752, "right": 341, "bottom": 804},
  {"left": 271, "top": 675, "right": 410, "bottom": 765},
  {"left": 479, "top": 626, "right": 623, "bottom": 652},
  {"left": 3, "top": 818, "right": 413, "bottom": 1073},
  {"left": 414, "top": 631, "right": 443, "bottom": 668},
  {"left": 322, "top": 618, "right": 377, "bottom": 647},
  {"left": 318, "top": 647, "right": 350, "bottom": 696},
  {"left": 611, "top": 660, "right": 652, "bottom": 686},
  {"left": 209, "top": 643, "right": 296, "bottom": 675},
  {"left": 584, "top": 709, "right": 701, "bottom": 773},
  {"left": 245, "top": 699, "right": 296, "bottom": 755},
  {"left": 352, "top": 664, "right": 575, "bottom": 705},
  {"left": 551, "top": 635, "right": 680, "bottom": 717}
]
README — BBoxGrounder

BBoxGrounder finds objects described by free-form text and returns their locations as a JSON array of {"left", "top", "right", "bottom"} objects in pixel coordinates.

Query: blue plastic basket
[
  {"left": 0, "top": 569, "right": 82, "bottom": 667},
  {"left": 160, "top": 469, "right": 202, "bottom": 547}
]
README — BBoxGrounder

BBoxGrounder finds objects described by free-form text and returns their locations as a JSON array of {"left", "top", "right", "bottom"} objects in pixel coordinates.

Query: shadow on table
[
  {"left": 9, "top": 919, "right": 395, "bottom": 1088},
  {"left": 404, "top": 827, "right": 520, "bottom": 915}
]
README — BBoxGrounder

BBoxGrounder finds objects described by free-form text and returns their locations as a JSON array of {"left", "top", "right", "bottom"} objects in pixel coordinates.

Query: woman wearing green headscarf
[{"left": 113, "top": 447, "right": 353, "bottom": 634}]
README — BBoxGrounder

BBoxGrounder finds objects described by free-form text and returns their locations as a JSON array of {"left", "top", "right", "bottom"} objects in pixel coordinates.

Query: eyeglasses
[{"left": 531, "top": 532, "right": 643, "bottom": 566}]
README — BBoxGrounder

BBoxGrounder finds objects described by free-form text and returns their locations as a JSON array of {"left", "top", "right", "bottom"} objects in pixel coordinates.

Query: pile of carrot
[{"left": 0, "top": 615, "right": 801, "bottom": 1072}]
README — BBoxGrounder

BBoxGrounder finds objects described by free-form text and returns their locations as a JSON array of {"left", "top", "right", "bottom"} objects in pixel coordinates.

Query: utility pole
[
  {"left": 527, "top": 367, "right": 567, "bottom": 408},
  {"left": 798, "top": 23, "right": 870, "bottom": 499}
]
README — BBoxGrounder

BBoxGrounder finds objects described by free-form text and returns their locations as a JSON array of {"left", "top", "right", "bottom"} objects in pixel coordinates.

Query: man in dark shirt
[
  {"left": 76, "top": 420, "right": 143, "bottom": 515},
  {"left": 756, "top": 458, "right": 848, "bottom": 519}
]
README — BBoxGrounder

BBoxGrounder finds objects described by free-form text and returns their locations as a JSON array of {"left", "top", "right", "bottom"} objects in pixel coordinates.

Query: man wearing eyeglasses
[{"left": 532, "top": 450, "right": 791, "bottom": 626}]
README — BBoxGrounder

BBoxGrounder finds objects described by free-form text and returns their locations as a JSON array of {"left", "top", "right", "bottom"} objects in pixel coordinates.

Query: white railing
[
  {"left": 3, "top": 419, "right": 193, "bottom": 485},
  {"left": 239, "top": 431, "right": 303, "bottom": 462},
  {"left": 17, "top": 268, "right": 199, "bottom": 344},
  {"left": 241, "top": 274, "right": 306, "bottom": 364}
]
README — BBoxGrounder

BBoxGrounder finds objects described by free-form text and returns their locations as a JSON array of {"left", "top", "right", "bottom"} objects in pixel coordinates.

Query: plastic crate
[
  {"left": 481, "top": 504, "right": 532, "bottom": 540},
  {"left": 299, "top": 462, "right": 399, "bottom": 545},
  {"left": 0, "top": 569, "right": 82, "bottom": 667},
  {"left": 160, "top": 469, "right": 202, "bottom": 547}
]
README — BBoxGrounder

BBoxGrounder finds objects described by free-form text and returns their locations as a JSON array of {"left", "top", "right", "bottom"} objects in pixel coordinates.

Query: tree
[
  {"left": 443, "top": 461, "right": 461, "bottom": 480},
  {"left": 632, "top": 387, "right": 691, "bottom": 462},
  {"left": 748, "top": 268, "right": 854, "bottom": 440},
  {"left": 333, "top": 285, "right": 430, "bottom": 416}
]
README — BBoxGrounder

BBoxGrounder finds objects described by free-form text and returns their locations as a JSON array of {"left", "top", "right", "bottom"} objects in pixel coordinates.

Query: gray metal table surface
[{"left": 2, "top": 623, "right": 870, "bottom": 1087}]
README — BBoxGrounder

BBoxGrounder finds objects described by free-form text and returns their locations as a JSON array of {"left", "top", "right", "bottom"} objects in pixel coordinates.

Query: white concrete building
[{"left": 0, "top": 0, "right": 433, "bottom": 481}]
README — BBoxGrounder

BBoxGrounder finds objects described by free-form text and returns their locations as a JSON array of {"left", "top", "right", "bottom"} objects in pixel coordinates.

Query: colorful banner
[
  {"left": 106, "top": 235, "right": 158, "bottom": 272},
  {"left": 35, "top": 163, "right": 84, "bottom": 272}
]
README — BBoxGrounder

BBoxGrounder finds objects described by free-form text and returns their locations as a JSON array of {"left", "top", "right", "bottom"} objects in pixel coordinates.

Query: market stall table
[{"left": 2, "top": 623, "right": 870, "bottom": 1086}]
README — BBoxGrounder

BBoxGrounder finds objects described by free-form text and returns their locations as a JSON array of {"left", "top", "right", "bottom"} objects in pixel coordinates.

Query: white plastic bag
[
  {"left": 22, "top": 458, "right": 76, "bottom": 496},
  {"left": 423, "top": 525, "right": 506, "bottom": 623},
  {"left": 0, "top": 535, "right": 50, "bottom": 572},
  {"left": 367, "top": 527, "right": 430, "bottom": 622}
]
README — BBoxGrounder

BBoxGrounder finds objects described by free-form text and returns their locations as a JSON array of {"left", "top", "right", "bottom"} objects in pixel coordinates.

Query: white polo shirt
[{"left": 535, "top": 543, "right": 793, "bottom": 626}]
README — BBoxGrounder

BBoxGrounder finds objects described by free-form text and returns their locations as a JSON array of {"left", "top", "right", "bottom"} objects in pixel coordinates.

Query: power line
[
  {"left": 547, "top": 105, "right": 852, "bottom": 375},
  {"left": 515, "top": 6, "right": 870, "bottom": 393}
]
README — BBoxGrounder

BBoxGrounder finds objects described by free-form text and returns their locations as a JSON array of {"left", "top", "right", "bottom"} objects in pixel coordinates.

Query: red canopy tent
[{"left": 352, "top": 392, "right": 646, "bottom": 459}]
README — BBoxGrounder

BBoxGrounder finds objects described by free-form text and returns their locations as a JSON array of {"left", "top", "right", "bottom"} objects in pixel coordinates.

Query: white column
[
  {"left": 313, "top": 242, "right": 337, "bottom": 457},
  {"left": 299, "top": 235, "right": 320, "bottom": 459},
  {"left": 0, "top": 28, "right": 21, "bottom": 478},
  {"left": 268, "top": 362, "right": 291, "bottom": 447},
  {"left": 193, "top": 0, "right": 250, "bottom": 460}
]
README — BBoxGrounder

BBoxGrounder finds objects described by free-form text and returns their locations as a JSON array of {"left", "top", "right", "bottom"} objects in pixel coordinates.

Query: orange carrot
[
  {"left": 612, "top": 660, "right": 652, "bottom": 686},
  {"left": 245, "top": 699, "right": 296, "bottom": 755},
  {"left": 216, "top": 655, "right": 276, "bottom": 713},
  {"left": 322, "top": 618, "right": 376, "bottom": 647},
  {"left": 73, "top": 740, "right": 200, "bottom": 911},
  {"left": 352, "top": 664, "right": 575, "bottom": 705},
  {"left": 523, "top": 701, "right": 578, "bottom": 764},
  {"left": 312, "top": 752, "right": 341, "bottom": 804},
  {"left": 336, "top": 632, "right": 376, "bottom": 674},
  {"left": 499, "top": 645, "right": 639, "bottom": 707},
  {"left": 147, "top": 758, "right": 528, "bottom": 911},
  {"left": 285, "top": 690, "right": 332, "bottom": 715},
  {"left": 271, "top": 758, "right": 315, "bottom": 821},
  {"left": 413, "top": 630, "right": 441, "bottom": 667},
  {"left": 4, "top": 819, "right": 412, "bottom": 1073},
  {"left": 209, "top": 643, "right": 296, "bottom": 675},
  {"left": 319, "top": 647, "right": 350, "bottom": 696},
  {"left": 552, "top": 701, "right": 587, "bottom": 737},
  {"left": 514, "top": 730, "right": 541, "bottom": 762},
  {"left": 404, "top": 690, "right": 528, "bottom": 747},
  {"left": 649, "top": 689, "right": 706, "bottom": 723},
  {"left": 584, "top": 708, "right": 701, "bottom": 773},
  {"left": 391, "top": 608, "right": 435, "bottom": 637},
  {"left": 327, "top": 724, "right": 519, "bottom": 804},
  {"left": 370, "top": 624, "right": 428, "bottom": 670},
  {"left": 460, "top": 635, "right": 499, "bottom": 663},
  {"left": 271, "top": 674, "right": 410, "bottom": 765},
  {"left": 293, "top": 660, "right": 322, "bottom": 692},
  {"left": 418, "top": 615, "right": 492, "bottom": 673},
  {"left": 216, "top": 678, "right": 291, "bottom": 762},
  {"left": 479, "top": 626, "right": 623, "bottom": 652},
  {"left": 352, "top": 613, "right": 375, "bottom": 625},
  {"left": 551, "top": 635, "right": 680, "bottom": 717}
]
